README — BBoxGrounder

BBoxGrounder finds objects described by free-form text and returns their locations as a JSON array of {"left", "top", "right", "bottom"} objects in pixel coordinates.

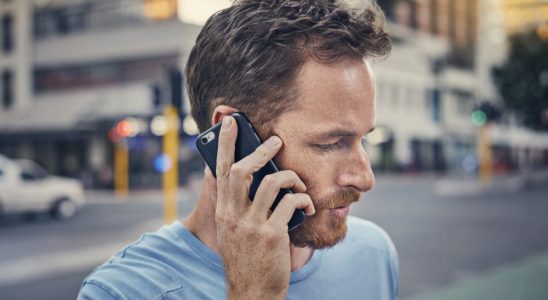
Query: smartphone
[{"left": 195, "top": 112, "right": 306, "bottom": 231}]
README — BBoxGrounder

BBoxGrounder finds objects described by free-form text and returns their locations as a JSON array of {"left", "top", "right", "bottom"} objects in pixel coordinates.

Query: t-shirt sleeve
[{"left": 77, "top": 281, "right": 120, "bottom": 300}]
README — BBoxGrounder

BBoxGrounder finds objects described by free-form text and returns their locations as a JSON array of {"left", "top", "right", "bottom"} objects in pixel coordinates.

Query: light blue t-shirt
[{"left": 78, "top": 216, "right": 399, "bottom": 299}]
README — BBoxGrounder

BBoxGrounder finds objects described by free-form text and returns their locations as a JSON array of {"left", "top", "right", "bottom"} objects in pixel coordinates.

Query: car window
[
  {"left": 18, "top": 162, "right": 48, "bottom": 181},
  {"left": 21, "top": 171, "right": 37, "bottom": 181}
]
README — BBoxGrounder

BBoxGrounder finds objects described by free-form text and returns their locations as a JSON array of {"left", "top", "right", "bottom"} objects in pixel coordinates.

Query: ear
[{"left": 211, "top": 105, "right": 239, "bottom": 126}]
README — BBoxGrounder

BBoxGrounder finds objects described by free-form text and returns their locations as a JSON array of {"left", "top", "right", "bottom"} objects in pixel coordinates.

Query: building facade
[
  {"left": 369, "top": 0, "right": 548, "bottom": 174},
  {"left": 0, "top": 0, "right": 546, "bottom": 189},
  {"left": 0, "top": 0, "right": 201, "bottom": 188}
]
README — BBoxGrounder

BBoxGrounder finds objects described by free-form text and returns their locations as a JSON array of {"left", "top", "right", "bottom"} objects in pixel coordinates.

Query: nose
[{"left": 336, "top": 144, "right": 375, "bottom": 192}]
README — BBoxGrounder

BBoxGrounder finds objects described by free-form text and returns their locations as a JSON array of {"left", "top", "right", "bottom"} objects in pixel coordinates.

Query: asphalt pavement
[{"left": 1, "top": 173, "right": 547, "bottom": 300}]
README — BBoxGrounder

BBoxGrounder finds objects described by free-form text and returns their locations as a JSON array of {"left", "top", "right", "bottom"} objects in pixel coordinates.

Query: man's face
[{"left": 272, "top": 58, "right": 376, "bottom": 249}]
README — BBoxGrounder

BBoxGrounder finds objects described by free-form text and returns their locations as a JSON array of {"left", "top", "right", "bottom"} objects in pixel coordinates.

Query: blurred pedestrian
[{"left": 78, "top": 1, "right": 398, "bottom": 299}]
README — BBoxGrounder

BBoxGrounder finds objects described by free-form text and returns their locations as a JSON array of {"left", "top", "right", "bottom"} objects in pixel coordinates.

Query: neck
[{"left": 182, "top": 181, "right": 314, "bottom": 271}]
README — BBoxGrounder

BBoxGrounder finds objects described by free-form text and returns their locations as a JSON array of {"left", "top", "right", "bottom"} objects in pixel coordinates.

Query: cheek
[{"left": 276, "top": 144, "right": 334, "bottom": 197}]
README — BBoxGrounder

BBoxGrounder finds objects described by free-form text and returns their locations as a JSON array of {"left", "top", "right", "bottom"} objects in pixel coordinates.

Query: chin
[{"left": 288, "top": 210, "right": 349, "bottom": 250}]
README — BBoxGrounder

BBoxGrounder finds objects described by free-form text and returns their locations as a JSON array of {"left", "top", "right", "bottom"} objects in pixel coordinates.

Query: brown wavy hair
[{"left": 185, "top": 0, "right": 391, "bottom": 135}]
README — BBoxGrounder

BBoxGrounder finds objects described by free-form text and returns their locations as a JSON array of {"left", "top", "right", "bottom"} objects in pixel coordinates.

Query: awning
[{"left": 0, "top": 83, "right": 152, "bottom": 134}]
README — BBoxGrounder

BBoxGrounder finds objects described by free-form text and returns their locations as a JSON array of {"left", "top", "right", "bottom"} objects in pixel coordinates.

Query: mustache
[{"left": 314, "top": 189, "right": 361, "bottom": 211}]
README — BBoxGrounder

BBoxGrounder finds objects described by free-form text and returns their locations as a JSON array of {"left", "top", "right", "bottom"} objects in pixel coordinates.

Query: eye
[{"left": 314, "top": 141, "right": 344, "bottom": 152}]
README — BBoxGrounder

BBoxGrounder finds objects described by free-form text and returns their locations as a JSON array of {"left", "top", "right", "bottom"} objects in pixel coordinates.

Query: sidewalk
[
  {"left": 432, "top": 170, "right": 548, "bottom": 197},
  {"left": 0, "top": 219, "right": 162, "bottom": 287},
  {"left": 406, "top": 250, "right": 548, "bottom": 300},
  {"left": 84, "top": 187, "right": 200, "bottom": 205}
]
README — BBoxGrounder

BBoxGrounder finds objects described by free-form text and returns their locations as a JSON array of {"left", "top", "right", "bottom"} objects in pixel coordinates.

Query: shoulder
[
  {"left": 345, "top": 216, "right": 397, "bottom": 256},
  {"left": 338, "top": 216, "right": 399, "bottom": 276},
  {"left": 78, "top": 224, "right": 188, "bottom": 299},
  {"left": 334, "top": 216, "right": 399, "bottom": 297}
]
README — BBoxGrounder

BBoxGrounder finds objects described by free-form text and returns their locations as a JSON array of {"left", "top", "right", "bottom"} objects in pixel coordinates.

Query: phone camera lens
[{"left": 200, "top": 132, "right": 215, "bottom": 145}]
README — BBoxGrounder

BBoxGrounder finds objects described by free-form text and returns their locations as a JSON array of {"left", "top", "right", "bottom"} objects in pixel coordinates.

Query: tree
[{"left": 492, "top": 28, "right": 548, "bottom": 131}]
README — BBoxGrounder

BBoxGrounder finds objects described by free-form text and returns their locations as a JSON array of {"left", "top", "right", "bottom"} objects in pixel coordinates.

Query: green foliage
[{"left": 492, "top": 29, "right": 548, "bottom": 131}]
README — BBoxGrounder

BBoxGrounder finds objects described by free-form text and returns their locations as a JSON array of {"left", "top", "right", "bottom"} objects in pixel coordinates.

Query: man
[{"left": 78, "top": 0, "right": 397, "bottom": 299}]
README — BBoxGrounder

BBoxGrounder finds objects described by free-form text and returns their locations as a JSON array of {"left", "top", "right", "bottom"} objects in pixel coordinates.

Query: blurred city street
[
  {"left": 1, "top": 174, "right": 547, "bottom": 300},
  {"left": 1, "top": 0, "right": 548, "bottom": 299}
]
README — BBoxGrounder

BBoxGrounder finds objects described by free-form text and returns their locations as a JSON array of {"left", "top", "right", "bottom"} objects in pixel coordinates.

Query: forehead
[{"left": 277, "top": 58, "right": 376, "bottom": 137}]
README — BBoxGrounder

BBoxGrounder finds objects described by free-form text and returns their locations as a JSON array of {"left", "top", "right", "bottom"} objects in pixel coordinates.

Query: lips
[{"left": 329, "top": 205, "right": 350, "bottom": 218}]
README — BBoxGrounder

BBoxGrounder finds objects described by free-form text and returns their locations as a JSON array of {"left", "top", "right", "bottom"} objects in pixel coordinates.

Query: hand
[{"left": 206, "top": 116, "right": 315, "bottom": 299}]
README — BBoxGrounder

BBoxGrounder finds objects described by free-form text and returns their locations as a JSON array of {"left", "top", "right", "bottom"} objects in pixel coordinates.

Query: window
[
  {"left": 34, "top": 55, "right": 178, "bottom": 93},
  {"left": 453, "top": 90, "right": 472, "bottom": 116},
  {"left": 33, "top": 0, "right": 169, "bottom": 39},
  {"left": 19, "top": 162, "right": 49, "bottom": 181},
  {"left": 448, "top": 0, "right": 456, "bottom": 42},
  {"left": 429, "top": 0, "right": 438, "bottom": 34},
  {"left": 2, "top": 14, "right": 14, "bottom": 53},
  {"left": 429, "top": 88, "right": 442, "bottom": 123},
  {"left": 409, "top": 0, "right": 418, "bottom": 29},
  {"left": 2, "top": 70, "right": 13, "bottom": 109}
]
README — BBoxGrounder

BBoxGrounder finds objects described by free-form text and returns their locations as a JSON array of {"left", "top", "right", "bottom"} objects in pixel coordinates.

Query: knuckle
[
  {"left": 300, "top": 193, "right": 312, "bottom": 202},
  {"left": 263, "top": 227, "right": 282, "bottom": 244},
  {"left": 263, "top": 174, "right": 279, "bottom": 187},
  {"left": 286, "top": 193, "right": 309, "bottom": 207},
  {"left": 216, "top": 163, "right": 229, "bottom": 177},
  {"left": 256, "top": 146, "right": 270, "bottom": 161},
  {"left": 240, "top": 219, "right": 257, "bottom": 235},
  {"left": 282, "top": 193, "right": 295, "bottom": 202},
  {"left": 285, "top": 170, "right": 298, "bottom": 178},
  {"left": 229, "top": 163, "right": 244, "bottom": 177}
]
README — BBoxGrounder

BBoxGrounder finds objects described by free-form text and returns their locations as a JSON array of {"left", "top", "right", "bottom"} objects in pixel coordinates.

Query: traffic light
[
  {"left": 151, "top": 84, "right": 163, "bottom": 112},
  {"left": 471, "top": 101, "right": 500, "bottom": 127},
  {"left": 108, "top": 118, "right": 142, "bottom": 143},
  {"left": 168, "top": 67, "right": 184, "bottom": 120}
]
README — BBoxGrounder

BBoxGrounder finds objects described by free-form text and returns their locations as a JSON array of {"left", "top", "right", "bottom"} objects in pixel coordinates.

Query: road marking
[{"left": 0, "top": 220, "right": 163, "bottom": 287}]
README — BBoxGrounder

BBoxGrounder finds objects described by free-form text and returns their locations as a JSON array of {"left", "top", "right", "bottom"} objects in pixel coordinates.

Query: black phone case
[{"left": 195, "top": 112, "right": 306, "bottom": 231}]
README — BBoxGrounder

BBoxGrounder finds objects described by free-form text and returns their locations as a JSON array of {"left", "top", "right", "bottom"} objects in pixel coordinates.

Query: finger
[
  {"left": 231, "top": 136, "right": 283, "bottom": 181},
  {"left": 227, "top": 136, "right": 283, "bottom": 213},
  {"left": 215, "top": 116, "right": 238, "bottom": 208},
  {"left": 267, "top": 193, "right": 315, "bottom": 228},
  {"left": 249, "top": 170, "right": 306, "bottom": 220}
]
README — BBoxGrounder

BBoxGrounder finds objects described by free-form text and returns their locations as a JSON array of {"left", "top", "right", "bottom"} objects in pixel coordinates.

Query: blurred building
[
  {"left": 0, "top": 0, "right": 201, "bottom": 188},
  {"left": 368, "top": 0, "right": 548, "bottom": 174},
  {"left": 498, "top": 0, "right": 548, "bottom": 34},
  {"left": 0, "top": 0, "right": 547, "bottom": 188}
]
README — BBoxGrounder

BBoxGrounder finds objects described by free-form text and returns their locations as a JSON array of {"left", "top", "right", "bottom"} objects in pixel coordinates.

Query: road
[{"left": 1, "top": 176, "right": 547, "bottom": 299}]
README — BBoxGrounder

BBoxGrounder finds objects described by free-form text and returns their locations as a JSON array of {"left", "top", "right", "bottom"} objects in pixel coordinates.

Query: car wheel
[{"left": 52, "top": 198, "right": 77, "bottom": 220}]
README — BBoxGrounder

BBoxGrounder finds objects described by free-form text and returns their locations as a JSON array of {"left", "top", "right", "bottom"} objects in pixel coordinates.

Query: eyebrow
[{"left": 310, "top": 127, "right": 376, "bottom": 139}]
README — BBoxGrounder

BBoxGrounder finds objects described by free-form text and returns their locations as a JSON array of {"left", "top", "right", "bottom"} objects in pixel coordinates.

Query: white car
[{"left": 0, "top": 154, "right": 85, "bottom": 219}]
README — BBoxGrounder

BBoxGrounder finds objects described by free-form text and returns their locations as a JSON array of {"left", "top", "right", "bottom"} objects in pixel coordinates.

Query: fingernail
[
  {"left": 222, "top": 117, "right": 232, "bottom": 130},
  {"left": 265, "top": 136, "right": 281, "bottom": 148}
]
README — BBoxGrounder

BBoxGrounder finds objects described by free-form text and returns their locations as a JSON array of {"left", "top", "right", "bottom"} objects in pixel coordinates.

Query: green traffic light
[{"left": 471, "top": 110, "right": 487, "bottom": 127}]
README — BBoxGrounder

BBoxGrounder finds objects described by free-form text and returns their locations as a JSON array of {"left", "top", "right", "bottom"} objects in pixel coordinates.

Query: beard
[{"left": 289, "top": 189, "right": 360, "bottom": 249}]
